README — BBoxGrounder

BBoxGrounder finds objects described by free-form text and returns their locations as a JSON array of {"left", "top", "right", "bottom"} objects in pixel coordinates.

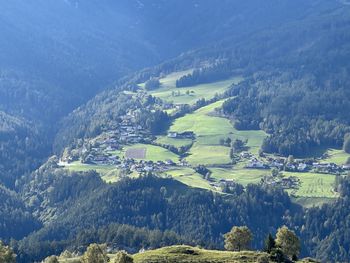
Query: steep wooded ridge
[
  {"left": 0, "top": 184, "right": 40, "bottom": 240},
  {"left": 1, "top": 1, "right": 350, "bottom": 263}
]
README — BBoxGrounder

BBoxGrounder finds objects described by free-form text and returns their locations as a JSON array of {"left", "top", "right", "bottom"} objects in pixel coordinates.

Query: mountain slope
[
  {"left": 55, "top": 2, "right": 350, "bottom": 156},
  {"left": 0, "top": 183, "right": 41, "bottom": 240},
  {"left": 2, "top": 0, "right": 339, "bottom": 187}
]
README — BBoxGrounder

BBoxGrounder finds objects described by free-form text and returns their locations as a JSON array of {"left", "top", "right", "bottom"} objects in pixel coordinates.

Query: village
[
  {"left": 58, "top": 91, "right": 350, "bottom": 197},
  {"left": 60, "top": 119, "right": 350, "bottom": 194},
  {"left": 242, "top": 152, "right": 350, "bottom": 174}
]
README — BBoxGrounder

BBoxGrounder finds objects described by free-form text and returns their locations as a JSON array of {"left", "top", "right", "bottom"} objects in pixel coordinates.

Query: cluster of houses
[
  {"left": 245, "top": 158, "right": 270, "bottom": 169},
  {"left": 313, "top": 162, "right": 350, "bottom": 174},
  {"left": 209, "top": 178, "right": 238, "bottom": 190},
  {"left": 62, "top": 108, "right": 155, "bottom": 165},
  {"left": 242, "top": 153, "right": 350, "bottom": 175},
  {"left": 84, "top": 152, "right": 120, "bottom": 166},
  {"left": 118, "top": 113, "right": 152, "bottom": 144}
]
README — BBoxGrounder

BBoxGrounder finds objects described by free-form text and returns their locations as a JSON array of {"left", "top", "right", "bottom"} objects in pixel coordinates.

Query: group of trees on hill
[
  {"left": 0, "top": 184, "right": 40, "bottom": 240},
  {"left": 0, "top": 241, "right": 16, "bottom": 263},
  {"left": 224, "top": 225, "right": 300, "bottom": 261},
  {"left": 175, "top": 64, "right": 232, "bottom": 88},
  {"left": 0, "top": 112, "right": 49, "bottom": 188},
  {"left": 144, "top": 78, "right": 161, "bottom": 90},
  {"left": 344, "top": 134, "right": 350, "bottom": 154}
]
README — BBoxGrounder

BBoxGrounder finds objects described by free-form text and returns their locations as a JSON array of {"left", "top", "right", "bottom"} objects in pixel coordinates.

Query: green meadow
[
  {"left": 167, "top": 100, "right": 267, "bottom": 165},
  {"left": 148, "top": 70, "right": 242, "bottom": 105},
  {"left": 115, "top": 143, "right": 180, "bottom": 162},
  {"left": 64, "top": 162, "right": 120, "bottom": 183},
  {"left": 284, "top": 171, "right": 338, "bottom": 199},
  {"left": 156, "top": 136, "right": 192, "bottom": 148},
  {"left": 323, "top": 148, "right": 350, "bottom": 165},
  {"left": 165, "top": 167, "right": 214, "bottom": 191},
  {"left": 59, "top": 245, "right": 276, "bottom": 263},
  {"left": 132, "top": 245, "right": 270, "bottom": 263},
  {"left": 210, "top": 167, "right": 270, "bottom": 186}
]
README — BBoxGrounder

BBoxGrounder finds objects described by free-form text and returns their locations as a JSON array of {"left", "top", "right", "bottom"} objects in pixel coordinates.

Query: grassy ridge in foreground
[
  {"left": 58, "top": 245, "right": 318, "bottom": 262},
  {"left": 133, "top": 246, "right": 268, "bottom": 263},
  {"left": 132, "top": 245, "right": 317, "bottom": 263}
]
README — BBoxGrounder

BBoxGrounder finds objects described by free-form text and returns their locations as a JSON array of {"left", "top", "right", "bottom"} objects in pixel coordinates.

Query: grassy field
[
  {"left": 284, "top": 171, "right": 338, "bottom": 198},
  {"left": 148, "top": 70, "right": 242, "bottom": 105},
  {"left": 187, "top": 145, "right": 231, "bottom": 165},
  {"left": 59, "top": 245, "right": 315, "bottom": 263},
  {"left": 64, "top": 162, "right": 120, "bottom": 183},
  {"left": 156, "top": 136, "right": 193, "bottom": 148},
  {"left": 165, "top": 167, "right": 214, "bottom": 191},
  {"left": 165, "top": 166, "right": 269, "bottom": 192},
  {"left": 133, "top": 245, "right": 270, "bottom": 263},
  {"left": 210, "top": 167, "right": 270, "bottom": 186},
  {"left": 159, "top": 97, "right": 339, "bottom": 205},
  {"left": 210, "top": 168, "right": 338, "bottom": 199},
  {"left": 173, "top": 166, "right": 339, "bottom": 203},
  {"left": 114, "top": 143, "right": 180, "bottom": 162},
  {"left": 168, "top": 100, "right": 267, "bottom": 165},
  {"left": 323, "top": 148, "right": 350, "bottom": 165}
]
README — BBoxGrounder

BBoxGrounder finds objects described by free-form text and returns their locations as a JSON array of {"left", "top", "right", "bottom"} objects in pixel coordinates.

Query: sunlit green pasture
[
  {"left": 167, "top": 100, "right": 267, "bottom": 165},
  {"left": 164, "top": 167, "right": 214, "bottom": 191},
  {"left": 64, "top": 162, "right": 120, "bottom": 183},
  {"left": 323, "top": 148, "right": 350, "bottom": 165},
  {"left": 284, "top": 171, "right": 338, "bottom": 199},
  {"left": 148, "top": 70, "right": 242, "bottom": 105},
  {"left": 113, "top": 143, "right": 180, "bottom": 162}
]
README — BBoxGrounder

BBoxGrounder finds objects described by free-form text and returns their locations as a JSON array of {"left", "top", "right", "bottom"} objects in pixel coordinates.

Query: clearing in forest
[{"left": 146, "top": 70, "right": 242, "bottom": 105}]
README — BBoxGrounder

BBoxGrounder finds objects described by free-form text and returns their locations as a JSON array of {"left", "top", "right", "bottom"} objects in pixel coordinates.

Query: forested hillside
[
  {"left": 14, "top": 170, "right": 296, "bottom": 262},
  {"left": 56, "top": 2, "right": 350, "bottom": 157},
  {"left": 0, "top": 112, "right": 48, "bottom": 188},
  {"left": 2, "top": 0, "right": 335, "bottom": 188},
  {"left": 12, "top": 170, "right": 350, "bottom": 263},
  {"left": 0, "top": 184, "right": 40, "bottom": 240}
]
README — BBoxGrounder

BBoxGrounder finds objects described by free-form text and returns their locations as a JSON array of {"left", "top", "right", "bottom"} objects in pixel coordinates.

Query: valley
[
  {"left": 60, "top": 70, "right": 349, "bottom": 207},
  {"left": 2, "top": 1, "right": 350, "bottom": 262}
]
